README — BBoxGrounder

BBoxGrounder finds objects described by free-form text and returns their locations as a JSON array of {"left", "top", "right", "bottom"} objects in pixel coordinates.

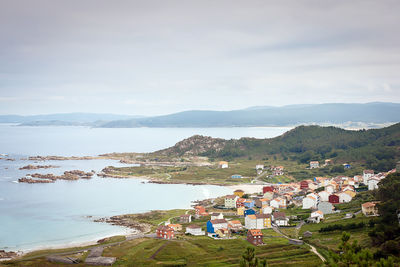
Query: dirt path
[
  {"left": 149, "top": 241, "right": 170, "bottom": 259},
  {"left": 272, "top": 226, "right": 325, "bottom": 262},
  {"left": 308, "top": 243, "right": 326, "bottom": 262}
]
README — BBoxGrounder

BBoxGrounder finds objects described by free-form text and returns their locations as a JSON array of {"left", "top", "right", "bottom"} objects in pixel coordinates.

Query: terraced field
[{"left": 105, "top": 236, "right": 322, "bottom": 266}]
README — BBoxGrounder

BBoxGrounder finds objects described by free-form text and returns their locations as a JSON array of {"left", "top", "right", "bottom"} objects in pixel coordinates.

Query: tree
[
  {"left": 370, "top": 172, "right": 400, "bottom": 256},
  {"left": 239, "top": 247, "right": 268, "bottom": 267},
  {"left": 328, "top": 232, "right": 374, "bottom": 267}
]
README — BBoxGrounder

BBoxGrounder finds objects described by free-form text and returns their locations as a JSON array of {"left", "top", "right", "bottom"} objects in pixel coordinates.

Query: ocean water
[{"left": 0, "top": 124, "right": 291, "bottom": 251}]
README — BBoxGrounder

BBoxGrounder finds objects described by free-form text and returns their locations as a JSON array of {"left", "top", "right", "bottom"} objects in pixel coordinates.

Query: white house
[
  {"left": 218, "top": 161, "right": 229, "bottom": 168},
  {"left": 261, "top": 206, "right": 273, "bottom": 214},
  {"left": 224, "top": 195, "right": 238, "bottom": 208},
  {"left": 302, "top": 196, "right": 317, "bottom": 209},
  {"left": 185, "top": 225, "right": 205, "bottom": 236},
  {"left": 310, "top": 161, "right": 319, "bottom": 169},
  {"left": 209, "top": 219, "right": 228, "bottom": 232},
  {"left": 342, "top": 185, "right": 355, "bottom": 192},
  {"left": 325, "top": 184, "right": 335, "bottom": 194},
  {"left": 363, "top": 170, "right": 374, "bottom": 184},
  {"left": 338, "top": 192, "right": 352, "bottom": 203},
  {"left": 245, "top": 214, "right": 271, "bottom": 229},
  {"left": 256, "top": 165, "right": 264, "bottom": 170},
  {"left": 368, "top": 177, "right": 380, "bottom": 190},
  {"left": 318, "top": 191, "right": 330, "bottom": 202},
  {"left": 211, "top": 213, "right": 224, "bottom": 220},
  {"left": 276, "top": 197, "right": 287, "bottom": 209},
  {"left": 310, "top": 210, "right": 324, "bottom": 223},
  {"left": 270, "top": 198, "right": 280, "bottom": 209},
  {"left": 273, "top": 212, "right": 289, "bottom": 226},
  {"left": 308, "top": 193, "right": 319, "bottom": 200},
  {"left": 245, "top": 215, "right": 257, "bottom": 229}
]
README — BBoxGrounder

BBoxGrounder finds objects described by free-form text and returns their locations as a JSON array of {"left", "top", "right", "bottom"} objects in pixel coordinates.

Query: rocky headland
[
  {"left": 0, "top": 250, "right": 17, "bottom": 260},
  {"left": 94, "top": 215, "right": 152, "bottom": 233},
  {"left": 28, "top": 156, "right": 102, "bottom": 161},
  {"left": 18, "top": 170, "right": 94, "bottom": 183},
  {"left": 19, "top": 164, "right": 59, "bottom": 170}
]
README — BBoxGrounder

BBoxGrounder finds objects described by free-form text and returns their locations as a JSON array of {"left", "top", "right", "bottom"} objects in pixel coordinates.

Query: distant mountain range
[
  {"left": 99, "top": 102, "right": 400, "bottom": 128},
  {"left": 0, "top": 113, "right": 144, "bottom": 126},
  {"left": 1, "top": 102, "right": 399, "bottom": 128}
]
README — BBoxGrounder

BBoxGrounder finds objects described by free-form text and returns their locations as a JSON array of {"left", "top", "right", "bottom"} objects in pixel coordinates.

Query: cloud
[{"left": 0, "top": 0, "right": 399, "bottom": 115}]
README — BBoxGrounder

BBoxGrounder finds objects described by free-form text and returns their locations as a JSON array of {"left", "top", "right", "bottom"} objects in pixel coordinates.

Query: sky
[{"left": 0, "top": 0, "right": 400, "bottom": 116}]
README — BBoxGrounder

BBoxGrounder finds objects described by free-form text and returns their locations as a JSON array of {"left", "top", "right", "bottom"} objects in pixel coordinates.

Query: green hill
[{"left": 158, "top": 123, "right": 400, "bottom": 171}]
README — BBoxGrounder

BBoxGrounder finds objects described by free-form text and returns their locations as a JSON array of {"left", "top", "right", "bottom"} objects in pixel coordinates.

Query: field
[
  {"left": 104, "top": 155, "right": 366, "bottom": 185},
  {"left": 2, "top": 234, "right": 322, "bottom": 267},
  {"left": 299, "top": 213, "right": 372, "bottom": 259}
]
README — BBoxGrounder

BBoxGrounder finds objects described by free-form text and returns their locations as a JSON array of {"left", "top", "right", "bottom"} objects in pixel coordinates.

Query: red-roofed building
[
  {"left": 329, "top": 194, "right": 339, "bottom": 204},
  {"left": 156, "top": 225, "right": 174, "bottom": 239},
  {"left": 300, "top": 180, "right": 309, "bottom": 190},
  {"left": 247, "top": 229, "right": 263, "bottom": 246},
  {"left": 263, "top": 186, "right": 274, "bottom": 194}
]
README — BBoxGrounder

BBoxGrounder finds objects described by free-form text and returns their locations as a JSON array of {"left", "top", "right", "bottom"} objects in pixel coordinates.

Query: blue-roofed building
[
  {"left": 344, "top": 164, "right": 351, "bottom": 169},
  {"left": 231, "top": 174, "right": 242, "bottom": 179},
  {"left": 244, "top": 200, "right": 255, "bottom": 208},
  {"left": 244, "top": 208, "right": 256, "bottom": 217}
]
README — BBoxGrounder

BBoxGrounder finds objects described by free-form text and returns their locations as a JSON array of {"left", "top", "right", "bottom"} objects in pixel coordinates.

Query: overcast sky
[{"left": 0, "top": 0, "right": 399, "bottom": 115}]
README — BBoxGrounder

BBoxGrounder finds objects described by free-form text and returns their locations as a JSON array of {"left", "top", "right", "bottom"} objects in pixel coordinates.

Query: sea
[{"left": 0, "top": 124, "right": 291, "bottom": 252}]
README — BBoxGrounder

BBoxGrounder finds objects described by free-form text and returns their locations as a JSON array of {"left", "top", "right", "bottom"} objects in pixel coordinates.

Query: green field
[
  {"left": 2, "top": 235, "right": 322, "bottom": 267},
  {"left": 106, "top": 236, "right": 322, "bottom": 267}
]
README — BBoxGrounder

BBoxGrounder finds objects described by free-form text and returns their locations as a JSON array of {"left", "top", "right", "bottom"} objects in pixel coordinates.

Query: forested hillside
[{"left": 158, "top": 123, "right": 400, "bottom": 171}]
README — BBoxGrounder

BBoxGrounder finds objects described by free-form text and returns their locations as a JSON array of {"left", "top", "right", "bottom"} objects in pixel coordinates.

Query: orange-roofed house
[
  {"left": 362, "top": 202, "right": 379, "bottom": 216},
  {"left": 234, "top": 189, "right": 245, "bottom": 198},
  {"left": 309, "top": 210, "right": 324, "bottom": 223},
  {"left": 228, "top": 220, "right": 243, "bottom": 232},
  {"left": 218, "top": 161, "right": 229, "bottom": 169},
  {"left": 195, "top": 206, "right": 208, "bottom": 216},
  {"left": 167, "top": 224, "right": 182, "bottom": 231},
  {"left": 247, "top": 229, "right": 263, "bottom": 246}
]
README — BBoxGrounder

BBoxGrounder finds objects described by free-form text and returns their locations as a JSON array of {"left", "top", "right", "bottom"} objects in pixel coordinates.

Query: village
[{"left": 153, "top": 160, "right": 398, "bottom": 247}]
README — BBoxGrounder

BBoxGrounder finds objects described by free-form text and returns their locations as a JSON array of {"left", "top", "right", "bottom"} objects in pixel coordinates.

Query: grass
[
  {"left": 299, "top": 215, "right": 372, "bottom": 251},
  {"left": 119, "top": 209, "right": 188, "bottom": 230},
  {"left": 105, "top": 155, "right": 367, "bottom": 186},
  {"left": 106, "top": 236, "right": 322, "bottom": 266},
  {"left": 2, "top": 235, "right": 322, "bottom": 267}
]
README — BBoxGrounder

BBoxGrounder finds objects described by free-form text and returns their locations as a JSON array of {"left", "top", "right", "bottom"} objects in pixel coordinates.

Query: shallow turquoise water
[{"left": 0, "top": 125, "right": 290, "bottom": 251}]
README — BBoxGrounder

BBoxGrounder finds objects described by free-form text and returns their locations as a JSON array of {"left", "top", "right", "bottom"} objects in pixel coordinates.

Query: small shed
[{"left": 303, "top": 231, "right": 313, "bottom": 238}]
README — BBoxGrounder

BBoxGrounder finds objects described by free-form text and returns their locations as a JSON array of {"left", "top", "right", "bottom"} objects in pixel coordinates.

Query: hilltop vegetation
[{"left": 158, "top": 123, "right": 400, "bottom": 172}]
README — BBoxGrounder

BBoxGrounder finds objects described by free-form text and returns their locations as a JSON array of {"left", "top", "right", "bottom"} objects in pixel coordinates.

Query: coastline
[{"left": 4, "top": 227, "right": 138, "bottom": 258}]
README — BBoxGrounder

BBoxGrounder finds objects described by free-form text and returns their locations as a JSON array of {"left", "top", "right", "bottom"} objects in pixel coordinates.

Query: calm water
[{"left": 0, "top": 124, "right": 291, "bottom": 251}]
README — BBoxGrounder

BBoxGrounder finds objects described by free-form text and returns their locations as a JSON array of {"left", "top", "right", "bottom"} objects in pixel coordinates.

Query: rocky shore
[
  {"left": 94, "top": 215, "right": 152, "bottom": 233},
  {"left": 18, "top": 170, "right": 94, "bottom": 183},
  {"left": 28, "top": 156, "right": 101, "bottom": 161},
  {"left": 0, "top": 250, "right": 17, "bottom": 260},
  {"left": 19, "top": 164, "right": 59, "bottom": 170}
]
